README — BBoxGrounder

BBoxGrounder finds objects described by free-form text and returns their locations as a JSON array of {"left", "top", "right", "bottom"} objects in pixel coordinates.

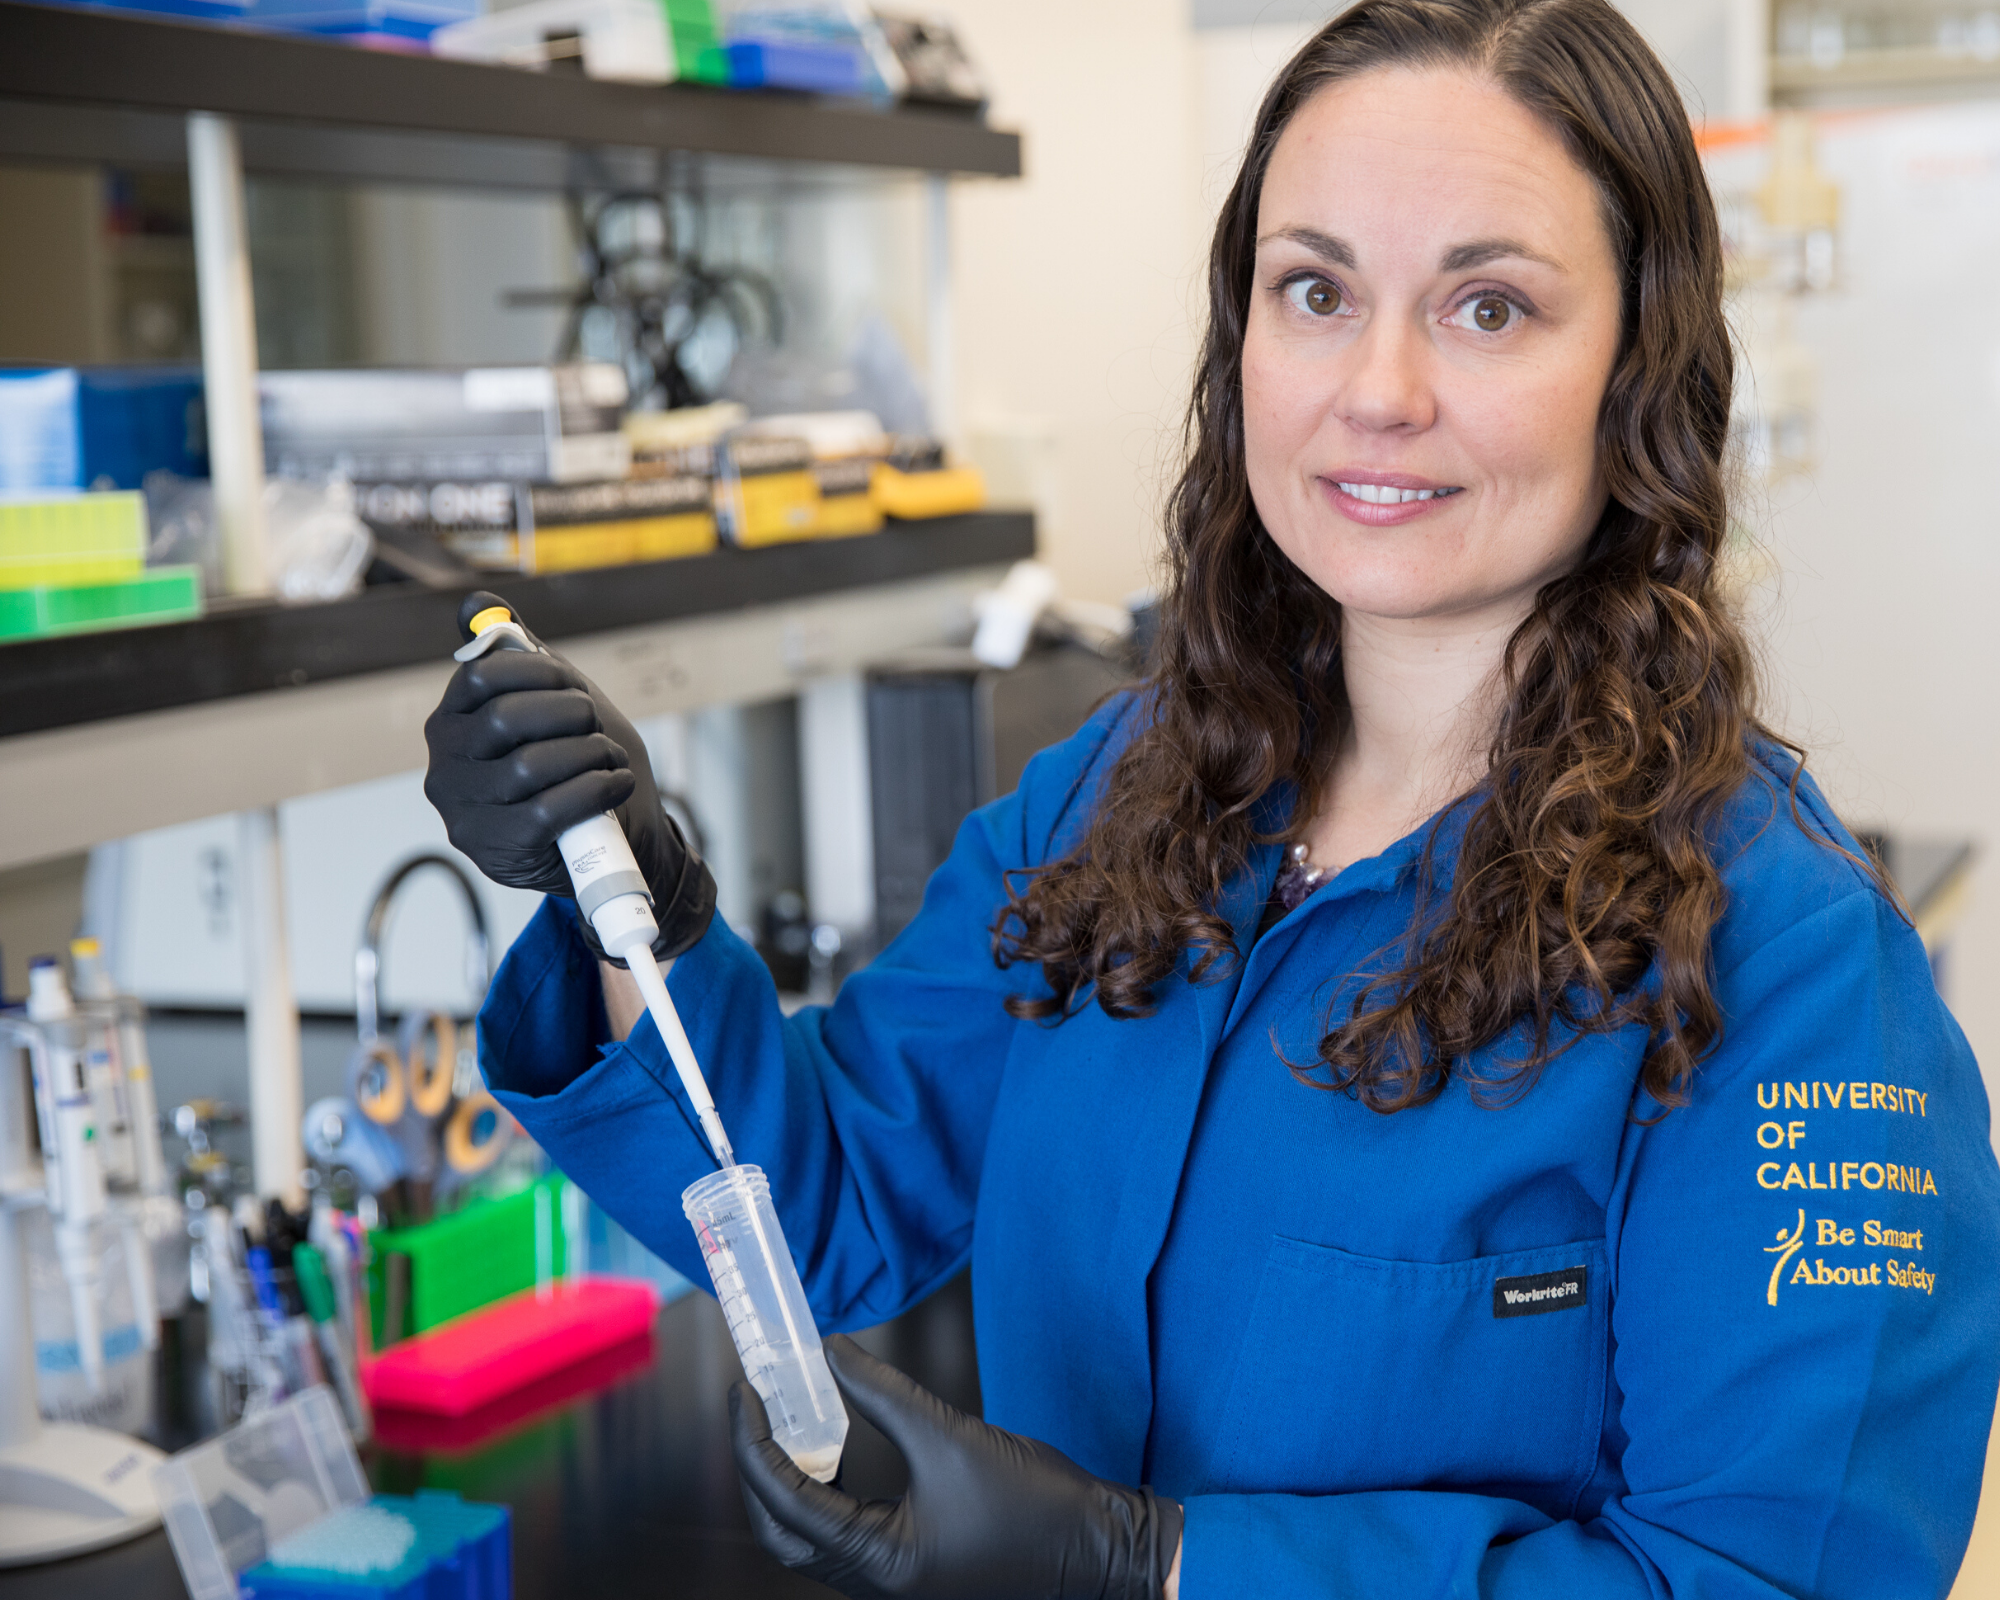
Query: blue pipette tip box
[{"left": 239, "top": 1490, "right": 510, "bottom": 1600}]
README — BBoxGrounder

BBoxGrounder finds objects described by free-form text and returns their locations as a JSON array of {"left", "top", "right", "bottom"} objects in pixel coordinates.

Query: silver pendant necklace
[{"left": 1273, "top": 840, "right": 1334, "bottom": 914}]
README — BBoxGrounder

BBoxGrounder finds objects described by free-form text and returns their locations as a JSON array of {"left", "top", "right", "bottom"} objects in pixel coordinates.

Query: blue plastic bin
[
  {"left": 240, "top": 0, "right": 476, "bottom": 41},
  {"left": 0, "top": 367, "right": 208, "bottom": 493},
  {"left": 722, "top": 37, "right": 867, "bottom": 93}
]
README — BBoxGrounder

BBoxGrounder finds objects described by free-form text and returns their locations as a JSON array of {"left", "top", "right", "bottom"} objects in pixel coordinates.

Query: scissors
[{"left": 339, "top": 855, "right": 513, "bottom": 1206}]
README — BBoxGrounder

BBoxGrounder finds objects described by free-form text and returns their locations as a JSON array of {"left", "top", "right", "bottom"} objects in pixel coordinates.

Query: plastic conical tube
[{"left": 683, "top": 1164, "right": 845, "bottom": 1481}]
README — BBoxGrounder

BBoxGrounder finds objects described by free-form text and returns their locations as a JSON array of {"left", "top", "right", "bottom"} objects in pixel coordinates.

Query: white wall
[
  {"left": 102, "top": 774, "right": 541, "bottom": 1015},
  {"left": 935, "top": 0, "right": 1203, "bottom": 606},
  {"left": 96, "top": 702, "right": 792, "bottom": 1013},
  {"left": 1717, "top": 106, "right": 2000, "bottom": 1094}
]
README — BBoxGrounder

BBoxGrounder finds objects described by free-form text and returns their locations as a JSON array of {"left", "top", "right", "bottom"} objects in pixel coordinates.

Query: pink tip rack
[{"left": 361, "top": 1277, "right": 659, "bottom": 1416}]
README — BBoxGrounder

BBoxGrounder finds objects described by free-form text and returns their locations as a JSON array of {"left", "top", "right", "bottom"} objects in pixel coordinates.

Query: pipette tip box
[
  {"left": 362, "top": 1276, "right": 658, "bottom": 1416},
  {"left": 239, "top": 1491, "right": 510, "bottom": 1600}
]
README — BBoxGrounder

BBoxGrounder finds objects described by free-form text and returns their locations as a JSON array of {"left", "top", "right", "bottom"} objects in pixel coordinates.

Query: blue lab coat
[{"left": 480, "top": 693, "right": 2000, "bottom": 1598}]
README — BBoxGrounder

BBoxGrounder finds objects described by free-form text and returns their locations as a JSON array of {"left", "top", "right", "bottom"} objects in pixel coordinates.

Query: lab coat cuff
[
  {"left": 476, "top": 893, "right": 613, "bottom": 1099},
  {"left": 488, "top": 1043, "right": 663, "bottom": 1132}
]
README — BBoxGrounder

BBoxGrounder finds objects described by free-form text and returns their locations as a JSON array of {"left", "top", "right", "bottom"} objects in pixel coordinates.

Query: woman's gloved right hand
[{"left": 423, "top": 590, "right": 715, "bottom": 959}]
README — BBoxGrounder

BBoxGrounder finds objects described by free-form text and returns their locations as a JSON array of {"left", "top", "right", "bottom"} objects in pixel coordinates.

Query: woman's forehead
[{"left": 1258, "top": 67, "right": 1607, "bottom": 272}]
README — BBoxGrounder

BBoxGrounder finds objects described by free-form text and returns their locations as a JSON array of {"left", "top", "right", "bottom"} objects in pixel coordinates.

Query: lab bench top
[{"left": 13, "top": 1273, "right": 982, "bottom": 1600}]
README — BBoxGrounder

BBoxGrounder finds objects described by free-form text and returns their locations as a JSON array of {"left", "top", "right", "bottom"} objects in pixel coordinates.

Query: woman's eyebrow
[
  {"left": 1439, "top": 237, "right": 1563, "bottom": 272},
  {"left": 1257, "top": 229, "right": 1563, "bottom": 275},
  {"left": 1256, "top": 226, "right": 1356, "bottom": 268}
]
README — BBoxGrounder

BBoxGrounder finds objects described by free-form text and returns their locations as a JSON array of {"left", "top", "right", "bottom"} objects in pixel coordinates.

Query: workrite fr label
[{"left": 1492, "top": 1266, "right": 1590, "bottom": 1319}]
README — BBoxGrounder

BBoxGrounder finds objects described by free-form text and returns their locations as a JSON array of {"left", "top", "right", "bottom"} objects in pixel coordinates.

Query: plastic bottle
[
  {"left": 24, "top": 1201, "right": 155, "bottom": 1432},
  {"left": 66, "top": 942, "right": 136, "bottom": 1188},
  {"left": 70, "top": 938, "right": 169, "bottom": 1195}
]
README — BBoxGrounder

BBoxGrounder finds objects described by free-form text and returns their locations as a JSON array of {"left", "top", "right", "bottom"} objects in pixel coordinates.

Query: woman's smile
[{"left": 1319, "top": 470, "right": 1466, "bottom": 526}]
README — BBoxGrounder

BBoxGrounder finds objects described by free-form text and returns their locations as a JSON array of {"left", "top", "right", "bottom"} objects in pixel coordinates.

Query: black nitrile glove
[
  {"left": 423, "top": 590, "right": 716, "bottom": 960},
  {"left": 730, "top": 1334, "right": 1182, "bottom": 1600}
]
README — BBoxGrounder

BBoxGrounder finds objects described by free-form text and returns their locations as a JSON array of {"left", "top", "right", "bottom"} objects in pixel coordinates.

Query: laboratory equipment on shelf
[
  {"left": 1756, "top": 111, "right": 1840, "bottom": 295},
  {"left": 69, "top": 940, "right": 172, "bottom": 1199},
  {"left": 453, "top": 603, "right": 848, "bottom": 1479},
  {"left": 0, "top": 983, "right": 162, "bottom": 1564},
  {"left": 1706, "top": 113, "right": 1842, "bottom": 494}
]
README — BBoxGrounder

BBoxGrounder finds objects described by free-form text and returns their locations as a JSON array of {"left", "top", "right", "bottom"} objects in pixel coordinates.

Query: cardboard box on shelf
[{"left": 352, "top": 473, "right": 715, "bottom": 575}]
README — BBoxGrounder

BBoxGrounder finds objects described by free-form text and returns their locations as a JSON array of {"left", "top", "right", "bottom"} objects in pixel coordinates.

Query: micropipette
[
  {"left": 69, "top": 940, "right": 163, "bottom": 1354},
  {"left": 452, "top": 604, "right": 844, "bottom": 1477},
  {"left": 453, "top": 609, "right": 734, "bottom": 1166},
  {"left": 24, "top": 958, "right": 108, "bottom": 1393}
]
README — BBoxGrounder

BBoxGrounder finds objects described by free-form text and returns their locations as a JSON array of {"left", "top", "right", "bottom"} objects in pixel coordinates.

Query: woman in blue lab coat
[{"left": 424, "top": 1, "right": 2000, "bottom": 1595}]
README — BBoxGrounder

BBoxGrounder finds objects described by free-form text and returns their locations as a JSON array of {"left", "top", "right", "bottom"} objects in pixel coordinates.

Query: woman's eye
[
  {"left": 1450, "top": 293, "right": 1521, "bottom": 333},
  {"left": 1284, "top": 276, "right": 1344, "bottom": 317}
]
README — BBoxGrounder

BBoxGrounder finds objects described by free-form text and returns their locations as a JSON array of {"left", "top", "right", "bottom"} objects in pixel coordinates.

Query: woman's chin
[{"left": 1303, "top": 569, "right": 1528, "bottom": 627}]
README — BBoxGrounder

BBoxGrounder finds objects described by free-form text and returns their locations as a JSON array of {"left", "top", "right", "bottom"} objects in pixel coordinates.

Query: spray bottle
[
  {"left": 453, "top": 605, "right": 847, "bottom": 1480},
  {"left": 24, "top": 958, "right": 108, "bottom": 1393}
]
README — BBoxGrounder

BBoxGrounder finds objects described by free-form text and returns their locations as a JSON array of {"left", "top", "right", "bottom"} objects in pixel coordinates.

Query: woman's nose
[{"left": 1332, "top": 316, "right": 1436, "bottom": 435}]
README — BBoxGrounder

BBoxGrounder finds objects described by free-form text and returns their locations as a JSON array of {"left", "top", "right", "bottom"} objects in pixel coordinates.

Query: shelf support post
[
  {"left": 187, "top": 111, "right": 269, "bottom": 597},
  {"left": 238, "top": 806, "right": 304, "bottom": 1207},
  {"left": 798, "top": 674, "right": 875, "bottom": 949},
  {"left": 1727, "top": 0, "right": 1771, "bottom": 120},
  {"left": 925, "top": 172, "right": 954, "bottom": 446}
]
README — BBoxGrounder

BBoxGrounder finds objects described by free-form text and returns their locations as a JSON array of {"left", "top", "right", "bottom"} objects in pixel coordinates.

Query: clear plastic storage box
[
  {"left": 151, "top": 1386, "right": 511, "bottom": 1600},
  {"left": 152, "top": 1387, "right": 369, "bottom": 1600}
]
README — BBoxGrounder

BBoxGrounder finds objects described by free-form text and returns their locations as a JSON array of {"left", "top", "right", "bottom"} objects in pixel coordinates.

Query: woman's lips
[{"left": 1318, "top": 477, "right": 1465, "bottom": 527}]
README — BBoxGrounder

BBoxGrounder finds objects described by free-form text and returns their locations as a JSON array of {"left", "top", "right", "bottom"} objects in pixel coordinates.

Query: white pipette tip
[{"left": 625, "top": 952, "right": 736, "bottom": 1170}]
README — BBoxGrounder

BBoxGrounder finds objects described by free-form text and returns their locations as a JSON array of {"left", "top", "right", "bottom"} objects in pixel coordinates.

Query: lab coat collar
[{"left": 1222, "top": 787, "right": 1478, "bottom": 1038}]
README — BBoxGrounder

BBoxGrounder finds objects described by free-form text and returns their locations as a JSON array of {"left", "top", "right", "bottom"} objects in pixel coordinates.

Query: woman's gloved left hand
[{"left": 729, "top": 1334, "right": 1182, "bottom": 1600}]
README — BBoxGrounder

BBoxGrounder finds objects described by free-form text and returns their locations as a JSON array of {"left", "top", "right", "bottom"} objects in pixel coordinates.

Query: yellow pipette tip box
[{"left": 0, "top": 491, "right": 149, "bottom": 591}]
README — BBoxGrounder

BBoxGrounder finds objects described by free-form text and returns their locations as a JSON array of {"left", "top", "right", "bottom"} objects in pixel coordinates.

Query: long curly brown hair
[{"left": 995, "top": 0, "right": 1792, "bottom": 1115}]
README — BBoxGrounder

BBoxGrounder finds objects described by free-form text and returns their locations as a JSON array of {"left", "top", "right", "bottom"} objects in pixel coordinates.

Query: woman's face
[{"left": 1243, "top": 67, "right": 1624, "bottom": 630}]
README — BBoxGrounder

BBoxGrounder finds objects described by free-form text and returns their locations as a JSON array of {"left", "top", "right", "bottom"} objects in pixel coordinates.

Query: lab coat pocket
[{"left": 1209, "top": 1235, "right": 1609, "bottom": 1513}]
